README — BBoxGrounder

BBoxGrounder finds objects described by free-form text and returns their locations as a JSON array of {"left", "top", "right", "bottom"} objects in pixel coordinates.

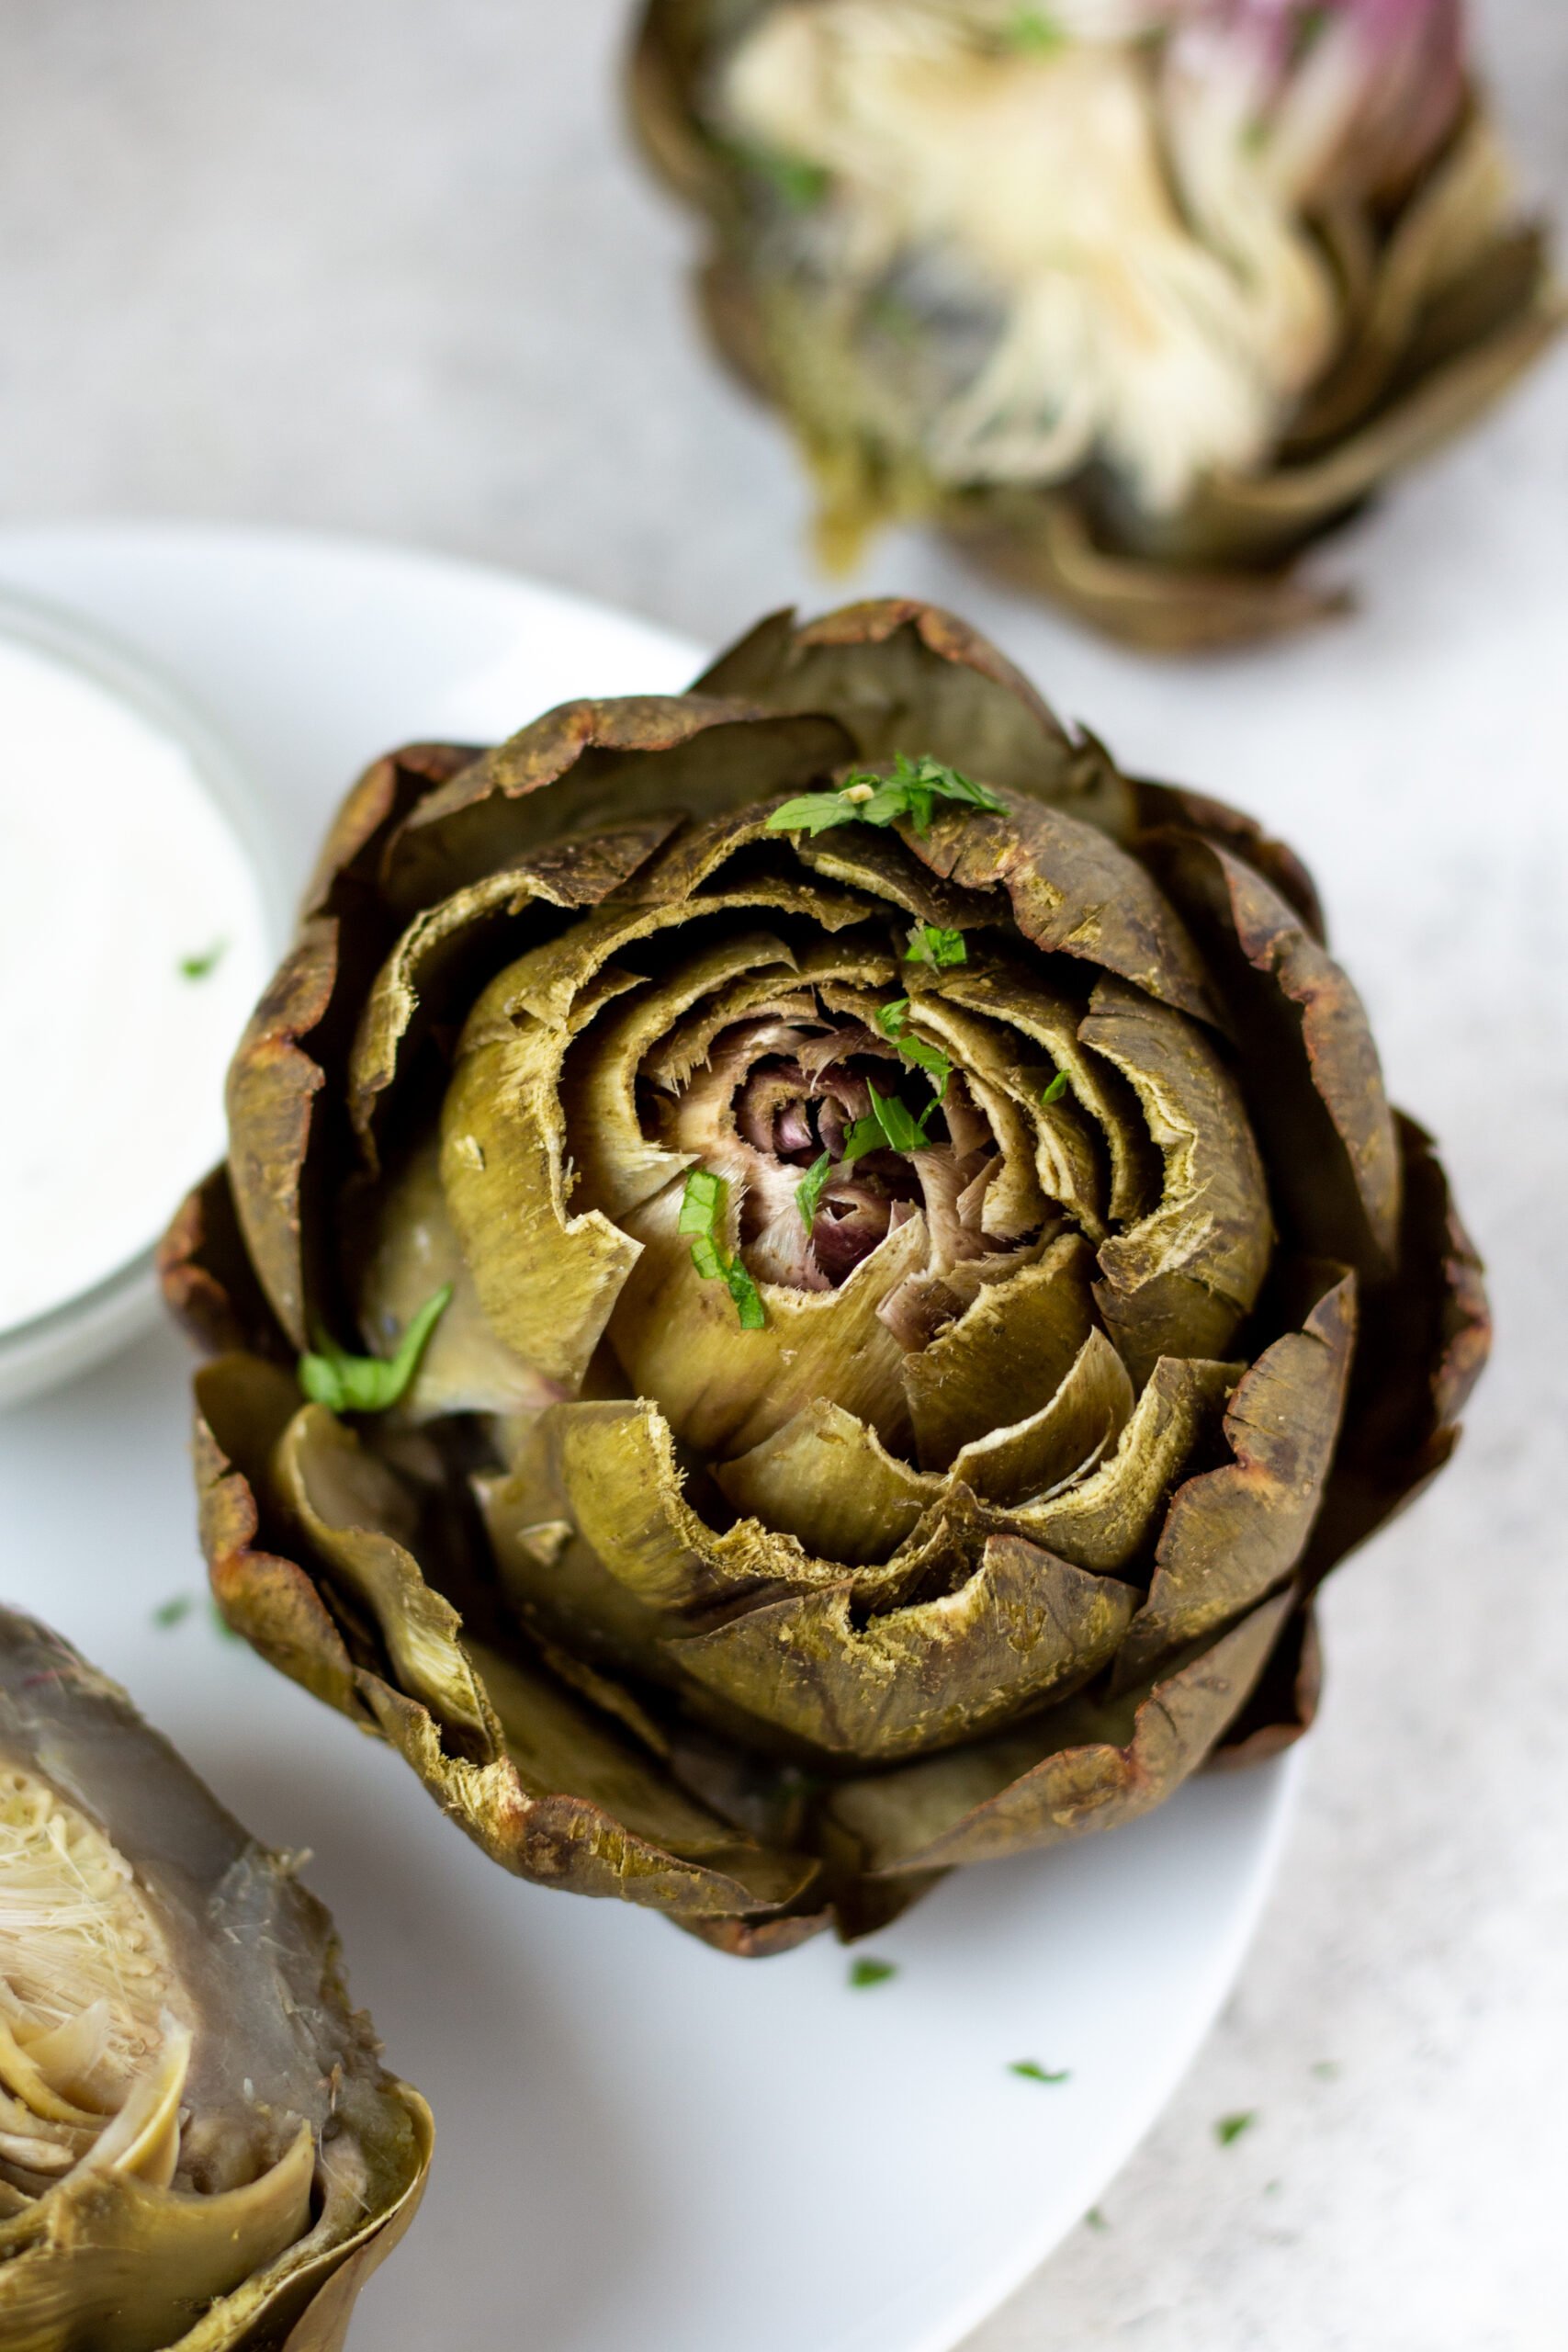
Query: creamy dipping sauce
[{"left": 0, "top": 617, "right": 270, "bottom": 1334}]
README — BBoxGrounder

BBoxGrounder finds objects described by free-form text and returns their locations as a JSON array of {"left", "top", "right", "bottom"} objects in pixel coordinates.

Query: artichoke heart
[
  {"left": 0, "top": 1609, "right": 431, "bottom": 2350},
  {"left": 164, "top": 597, "right": 1488, "bottom": 1953},
  {"left": 630, "top": 0, "right": 1560, "bottom": 649}
]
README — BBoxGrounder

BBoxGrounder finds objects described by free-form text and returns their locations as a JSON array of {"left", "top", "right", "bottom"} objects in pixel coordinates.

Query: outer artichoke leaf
[
  {"left": 1081, "top": 974, "right": 1274, "bottom": 1383},
  {"left": 902, "top": 1231, "right": 1096, "bottom": 1471},
  {"left": 825, "top": 1592, "right": 1292, "bottom": 1875},
  {"left": 1114, "top": 1272, "right": 1356, "bottom": 1685},
  {"left": 351, "top": 1138, "right": 566, "bottom": 1419},
  {"left": 910, "top": 790, "right": 1223, "bottom": 1030},
  {"left": 159, "top": 1165, "right": 290, "bottom": 1365},
  {"left": 1150, "top": 833, "right": 1401, "bottom": 1274},
  {"left": 561, "top": 929, "right": 800, "bottom": 1219},
  {"left": 669, "top": 1533, "right": 1138, "bottom": 1764},
  {"left": 381, "top": 699, "right": 854, "bottom": 913},
  {"left": 224, "top": 919, "right": 339, "bottom": 1351},
  {"left": 691, "top": 599, "right": 1138, "bottom": 830},
  {"left": 458, "top": 1639, "right": 817, "bottom": 1917},
  {"left": 790, "top": 825, "right": 1001, "bottom": 935},
  {"left": 949, "top": 1327, "right": 1134, "bottom": 1510},
  {"left": 346, "top": 825, "right": 682, "bottom": 1156},
  {"left": 613, "top": 1185, "right": 927, "bottom": 1458},
  {"left": 713, "top": 1400, "right": 934, "bottom": 1566},
  {"left": 272, "top": 1404, "right": 501, "bottom": 1752},
  {"left": 1211, "top": 1603, "right": 1323, "bottom": 1771},
  {"left": 301, "top": 740, "right": 477, "bottom": 924},
  {"left": 1009, "top": 1355, "right": 1240, "bottom": 1573}
]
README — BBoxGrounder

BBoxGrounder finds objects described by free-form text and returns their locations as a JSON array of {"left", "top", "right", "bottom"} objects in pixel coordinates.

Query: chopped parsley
[
  {"left": 299, "top": 1283, "right": 453, "bottom": 1413},
  {"left": 1085, "top": 2206, "right": 1110, "bottom": 2233},
  {"left": 849, "top": 1957, "right": 898, "bottom": 1990},
  {"left": 767, "top": 752, "right": 1003, "bottom": 842},
  {"left": 1214, "top": 2111, "right": 1258, "bottom": 2147},
  {"left": 1010, "top": 2060, "right": 1071, "bottom": 2084},
  {"left": 178, "top": 940, "right": 227, "bottom": 980},
  {"left": 906, "top": 923, "right": 967, "bottom": 969},
  {"left": 152, "top": 1595, "right": 195, "bottom": 1629},
  {"left": 749, "top": 147, "right": 829, "bottom": 211},
  {"left": 1041, "top": 1069, "right": 1069, "bottom": 1105},
  {"left": 1005, "top": 7, "right": 1066, "bottom": 52},
  {"left": 795, "top": 1149, "right": 833, "bottom": 1232},
  {"left": 680, "top": 1169, "right": 766, "bottom": 1329},
  {"left": 875, "top": 998, "right": 952, "bottom": 1097},
  {"left": 840, "top": 1081, "right": 939, "bottom": 1166}
]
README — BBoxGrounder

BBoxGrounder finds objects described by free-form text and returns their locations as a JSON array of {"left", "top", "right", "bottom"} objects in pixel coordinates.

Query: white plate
[{"left": 0, "top": 524, "right": 1294, "bottom": 2352}]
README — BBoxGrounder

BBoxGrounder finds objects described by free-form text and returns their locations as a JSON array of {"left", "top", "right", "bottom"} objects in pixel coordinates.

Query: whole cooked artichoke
[
  {"left": 631, "top": 0, "right": 1559, "bottom": 649},
  {"left": 163, "top": 599, "right": 1486, "bottom": 1955},
  {"left": 0, "top": 1608, "right": 430, "bottom": 2349}
]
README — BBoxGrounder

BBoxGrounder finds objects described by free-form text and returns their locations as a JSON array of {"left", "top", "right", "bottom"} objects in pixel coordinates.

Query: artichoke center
[{"left": 0, "top": 1762, "right": 190, "bottom": 2196}]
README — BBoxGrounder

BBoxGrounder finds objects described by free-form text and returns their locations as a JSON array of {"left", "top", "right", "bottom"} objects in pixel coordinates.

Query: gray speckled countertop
[{"left": 1, "top": 5, "right": 1563, "bottom": 2345}]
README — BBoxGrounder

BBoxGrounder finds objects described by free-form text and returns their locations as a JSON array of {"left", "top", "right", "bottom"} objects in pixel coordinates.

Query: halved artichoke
[
  {"left": 631, "top": 0, "right": 1560, "bottom": 649},
  {"left": 0, "top": 1608, "right": 431, "bottom": 2349},
  {"left": 163, "top": 599, "right": 1487, "bottom": 1953}
]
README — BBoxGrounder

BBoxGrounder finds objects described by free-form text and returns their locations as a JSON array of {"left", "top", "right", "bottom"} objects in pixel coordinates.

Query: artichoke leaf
[
  {"left": 1008, "top": 1354, "right": 1240, "bottom": 1573},
  {"left": 351, "top": 1138, "right": 566, "bottom": 1419},
  {"left": 613, "top": 1186, "right": 927, "bottom": 1458},
  {"left": 791, "top": 824, "right": 1000, "bottom": 934},
  {"left": 902, "top": 1231, "right": 1096, "bottom": 1471},
  {"left": 1116, "top": 1272, "right": 1355, "bottom": 1684},
  {"left": 669, "top": 1533, "right": 1138, "bottom": 1764},
  {"left": 949, "top": 1327, "right": 1134, "bottom": 1509},
  {"left": 1080, "top": 974, "right": 1274, "bottom": 1384},
  {"left": 272, "top": 1404, "right": 500, "bottom": 1751},
  {"left": 714, "top": 1399, "right": 934, "bottom": 1566},
  {"left": 910, "top": 789, "right": 1222, "bottom": 1029},
  {"left": 381, "top": 699, "right": 854, "bottom": 914},
  {"left": 866, "top": 987, "right": 1067, "bottom": 1239},
  {"left": 637, "top": 932, "right": 898, "bottom": 1100},
  {"left": 826, "top": 1592, "right": 1292, "bottom": 1875},
  {"left": 224, "top": 919, "right": 338, "bottom": 1351}
]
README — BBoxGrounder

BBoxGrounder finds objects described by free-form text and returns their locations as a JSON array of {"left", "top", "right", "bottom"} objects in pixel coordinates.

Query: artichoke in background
[
  {"left": 0, "top": 1608, "right": 431, "bottom": 2350},
  {"left": 631, "top": 0, "right": 1559, "bottom": 649},
  {"left": 163, "top": 600, "right": 1486, "bottom": 1955}
]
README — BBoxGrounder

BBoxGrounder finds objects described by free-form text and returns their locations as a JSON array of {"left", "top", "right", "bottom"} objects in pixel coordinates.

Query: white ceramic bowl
[{"left": 0, "top": 587, "right": 282, "bottom": 1411}]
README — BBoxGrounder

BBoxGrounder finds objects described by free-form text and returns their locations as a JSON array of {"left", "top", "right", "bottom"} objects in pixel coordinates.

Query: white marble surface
[{"left": 0, "top": 5, "right": 1564, "bottom": 2346}]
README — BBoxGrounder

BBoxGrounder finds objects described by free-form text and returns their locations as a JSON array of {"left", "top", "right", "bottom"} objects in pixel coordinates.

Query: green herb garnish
[
  {"left": 1310, "top": 2061, "right": 1340, "bottom": 2081},
  {"left": 1041, "top": 1069, "right": 1069, "bottom": 1105},
  {"left": 849, "top": 1957, "right": 898, "bottom": 1990},
  {"left": 750, "top": 147, "right": 830, "bottom": 211},
  {"left": 875, "top": 998, "right": 952, "bottom": 1097},
  {"left": 178, "top": 940, "right": 227, "bottom": 980},
  {"left": 906, "top": 923, "right": 968, "bottom": 969},
  {"left": 680, "top": 1169, "right": 766, "bottom": 1329},
  {"left": 796, "top": 1150, "right": 833, "bottom": 1232},
  {"left": 1085, "top": 2206, "right": 1110, "bottom": 2233},
  {"left": 1010, "top": 2060, "right": 1072, "bottom": 2084},
  {"left": 152, "top": 1595, "right": 195, "bottom": 1629},
  {"left": 768, "top": 752, "right": 1003, "bottom": 842},
  {"left": 299, "top": 1283, "right": 454, "bottom": 1413},
  {"left": 1005, "top": 7, "right": 1066, "bottom": 52},
  {"left": 840, "top": 1081, "right": 939, "bottom": 1166},
  {"left": 1214, "top": 2111, "right": 1258, "bottom": 2147}
]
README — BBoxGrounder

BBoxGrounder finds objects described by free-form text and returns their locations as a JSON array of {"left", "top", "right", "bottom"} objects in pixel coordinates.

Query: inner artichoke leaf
[
  {"left": 345, "top": 825, "right": 685, "bottom": 1159},
  {"left": 948, "top": 1327, "right": 1134, "bottom": 1510},
  {"left": 638, "top": 932, "right": 897, "bottom": 1096},
  {"left": 461, "top": 1636, "right": 818, "bottom": 1917},
  {"left": 713, "top": 1399, "right": 936, "bottom": 1566},
  {"left": 865, "top": 986, "right": 1066, "bottom": 1240},
  {"left": 0, "top": 2122, "right": 316, "bottom": 2352},
  {"left": 790, "top": 823, "right": 1001, "bottom": 936},
  {"left": 1115, "top": 1272, "right": 1356, "bottom": 1686},
  {"left": 350, "top": 1137, "right": 568, "bottom": 1419},
  {"left": 902, "top": 1230, "right": 1096, "bottom": 1471},
  {"left": 272, "top": 1405, "right": 501, "bottom": 1752},
  {"left": 824, "top": 1591, "right": 1293, "bottom": 1877},
  {"left": 1080, "top": 976, "right": 1274, "bottom": 1384},
  {"left": 909, "top": 790, "right": 1222, "bottom": 1029},
  {"left": 493, "top": 1396, "right": 911, "bottom": 1615},
  {"left": 563, "top": 929, "right": 798, "bottom": 1217},
  {"left": 669, "top": 1532, "right": 1139, "bottom": 1765},
  {"left": 380, "top": 701, "right": 855, "bottom": 914},
  {"left": 1006, "top": 1354, "right": 1240, "bottom": 1574},
  {"left": 613, "top": 1184, "right": 928, "bottom": 1459},
  {"left": 938, "top": 956, "right": 1147, "bottom": 1227}
]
